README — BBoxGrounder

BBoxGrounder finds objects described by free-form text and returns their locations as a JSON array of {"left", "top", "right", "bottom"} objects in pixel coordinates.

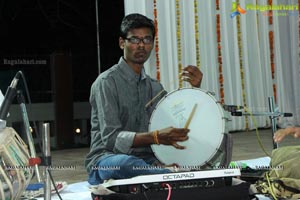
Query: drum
[
  {"left": 0, "top": 127, "right": 33, "bottom": 200},
  {"left": 149, "top": 88, "right": 228, "bottom": 169}
]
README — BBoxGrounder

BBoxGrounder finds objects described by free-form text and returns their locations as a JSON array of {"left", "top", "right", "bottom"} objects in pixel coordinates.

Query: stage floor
[{"left": 36, "top": 128, "right": 299, "bottom": 185}]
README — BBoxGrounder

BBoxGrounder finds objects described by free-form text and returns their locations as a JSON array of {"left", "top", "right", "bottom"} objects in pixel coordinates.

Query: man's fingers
[
  {"left": 172, "top": 142, "right": 186, "bottom": 149},
  {"left": 274, "top": 134, "right": 283, "bottom": 143},
  {"left": 176, "top": 136, "right": 189, "bottom": 141}
]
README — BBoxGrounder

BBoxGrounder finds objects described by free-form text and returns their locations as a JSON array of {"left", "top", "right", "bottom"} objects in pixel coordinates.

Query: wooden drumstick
[
  {"left": 145, "top": 89, "right": 165, "bottom": 108},
  {"left": 184, "top": 103, "right": 198, "bottom": 129}
]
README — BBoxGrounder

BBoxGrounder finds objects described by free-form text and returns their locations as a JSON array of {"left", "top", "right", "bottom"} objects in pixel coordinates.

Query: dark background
[
  {"left": 0, "top": 0, "right": 124, "bottom": 103},
  {"left": 0, "top": 0, "right": 125, "bottom": 148}
]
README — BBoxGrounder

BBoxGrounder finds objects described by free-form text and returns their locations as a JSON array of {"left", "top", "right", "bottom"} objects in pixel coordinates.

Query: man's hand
[
  {"left": 273, "top": 127, "right": 300, "bottom": 143},
  {"left": 157, "top": 127, "right": 189, "bottom": 149},
  {"left": 182, "top": 65, "right": 203, "bottom": 88}
]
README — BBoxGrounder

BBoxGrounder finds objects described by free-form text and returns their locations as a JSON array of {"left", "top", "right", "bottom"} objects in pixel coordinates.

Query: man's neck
[
  {"left": 123, "top": 58, "right": 143, "bottom": 74},
  {"left": 131, "top": 64, "right": 143, "bottom": 74}
]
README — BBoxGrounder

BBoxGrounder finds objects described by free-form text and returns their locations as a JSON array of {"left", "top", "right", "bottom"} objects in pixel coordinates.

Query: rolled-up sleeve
[{"left": 113, "top": 131, "right": 136, "bottom": 153}]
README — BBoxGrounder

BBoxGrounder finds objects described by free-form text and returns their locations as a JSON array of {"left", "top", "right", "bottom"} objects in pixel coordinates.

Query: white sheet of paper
[{"left": 232, "top": 156, "right": 271, "bottom": 169}]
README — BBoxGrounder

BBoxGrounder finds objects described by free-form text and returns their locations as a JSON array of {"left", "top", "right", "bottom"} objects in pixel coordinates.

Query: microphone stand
[
  {"left": 230, "top": 96, "right": 292, "bottom": 150},
  {"left": 16, "top": 91, "right": 42, "bottom": 182}
]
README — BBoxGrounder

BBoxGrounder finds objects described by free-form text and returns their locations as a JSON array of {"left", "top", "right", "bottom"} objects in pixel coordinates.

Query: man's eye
[
  {"left": 143, "top": 38, "right": 152, "bottom": 43},
  {"left": 130, "top": 38, "right": 139, "bottom": 43}
]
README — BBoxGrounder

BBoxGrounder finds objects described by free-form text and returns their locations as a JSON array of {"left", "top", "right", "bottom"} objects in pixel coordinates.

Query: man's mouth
[{"left": 135, "top": 51, "right": 146, "bottom": 58}]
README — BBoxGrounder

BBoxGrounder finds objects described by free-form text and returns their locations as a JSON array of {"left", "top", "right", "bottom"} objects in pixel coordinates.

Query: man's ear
[{"left": 119, "top": 37, "right": 125, "bottom": 49}]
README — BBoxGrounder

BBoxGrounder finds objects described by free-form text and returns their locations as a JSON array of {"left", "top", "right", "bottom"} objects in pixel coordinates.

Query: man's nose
[{"left": 137, "top": 41, "right": 145, "bottom": 48}]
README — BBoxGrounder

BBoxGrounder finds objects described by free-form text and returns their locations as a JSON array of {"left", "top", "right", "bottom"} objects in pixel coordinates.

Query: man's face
[{"left": 119, "top": 28, "right": 154, "bottom": 66}]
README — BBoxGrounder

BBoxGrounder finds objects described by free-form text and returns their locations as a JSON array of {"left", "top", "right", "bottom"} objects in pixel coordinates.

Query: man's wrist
[{"left": 152, "top": 130, "right": 160, "bottom": 145}]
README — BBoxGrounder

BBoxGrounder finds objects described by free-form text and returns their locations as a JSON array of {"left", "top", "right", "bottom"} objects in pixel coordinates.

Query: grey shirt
[{"left": 85, "top": 57, "right": 165, "bottom": 173}]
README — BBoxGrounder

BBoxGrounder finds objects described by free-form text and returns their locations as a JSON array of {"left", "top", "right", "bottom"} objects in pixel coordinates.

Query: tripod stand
[{"left": 230, "top": 97, "right": 293, "bottom": 149}]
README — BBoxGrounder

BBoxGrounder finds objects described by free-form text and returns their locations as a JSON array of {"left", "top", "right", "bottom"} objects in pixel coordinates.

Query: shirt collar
[{"left": 118, "top": 57, "right": 146, "bottom": 82}]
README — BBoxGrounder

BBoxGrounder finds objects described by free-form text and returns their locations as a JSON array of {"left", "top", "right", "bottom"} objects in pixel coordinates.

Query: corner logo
[{"left": 231, "top": 2, "right": 247, "bottom": 18}]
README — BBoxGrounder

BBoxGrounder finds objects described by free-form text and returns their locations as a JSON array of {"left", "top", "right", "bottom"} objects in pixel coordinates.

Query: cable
[
  {"left": 143, "top": 191, "right": 150, "bottom": 200},
  {"left": 19, "top": 71, "right": 42, "bottom": 150},
  {"left": 265, "top": 172, "right": 278, "bottom": 200},
  {"left": 166, "top": 183, "right": 172, "bottom": 200},
  {"left": 37, "top": 0, "right": 53, "bottom": 25},
  {"left": 18, "top": 71, "right": 63, "bottom": 200},
  {"left": 59, "top": 0, "right": 93, "bottom": 25},
  {"left": 244, "top": 106, "right": 271, "bottom": 157},
  {"left": 48, "top": 168, "right": 63, "bottom": 200},
  {"left": 57, "top": 0, "right": 83, "bottom": 29},
  {"left": 163, "top": 183, "right": 172, "bottom": 200}
]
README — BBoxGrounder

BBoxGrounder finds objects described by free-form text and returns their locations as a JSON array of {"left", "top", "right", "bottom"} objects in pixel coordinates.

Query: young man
[{"left": 85, "top": 13, "right": 203, "bottom": 185}]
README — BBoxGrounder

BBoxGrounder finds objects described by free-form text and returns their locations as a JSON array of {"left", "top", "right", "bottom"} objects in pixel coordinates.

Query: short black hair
[{"left": 120, "top": 13, "right": 155, "bottom": 39}]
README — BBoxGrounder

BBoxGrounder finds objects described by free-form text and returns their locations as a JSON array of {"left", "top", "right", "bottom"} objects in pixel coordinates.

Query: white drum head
[{"left": 149, "top": 88, "right": 225, "bottom": 167}]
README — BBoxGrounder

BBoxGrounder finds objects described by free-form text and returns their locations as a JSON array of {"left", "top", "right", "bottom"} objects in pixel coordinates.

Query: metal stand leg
[
  {"left": 268, "top": 97, "right": 278, "bottom": 149},
  {"left": 0, "top": 119, "right": 6, "bottom": 131},
  {"left": 43, "top": 123, "right": 51, "bottom": 200}
]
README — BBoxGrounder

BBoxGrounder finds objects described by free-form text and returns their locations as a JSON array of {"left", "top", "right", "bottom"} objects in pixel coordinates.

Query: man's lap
[{"left": 88, "top": 154, "right": 171, "bottom": 185}]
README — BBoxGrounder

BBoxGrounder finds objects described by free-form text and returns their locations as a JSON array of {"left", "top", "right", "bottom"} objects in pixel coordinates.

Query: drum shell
[{"left": 0, "top": 127, "right": 33, "bottom": 200}]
